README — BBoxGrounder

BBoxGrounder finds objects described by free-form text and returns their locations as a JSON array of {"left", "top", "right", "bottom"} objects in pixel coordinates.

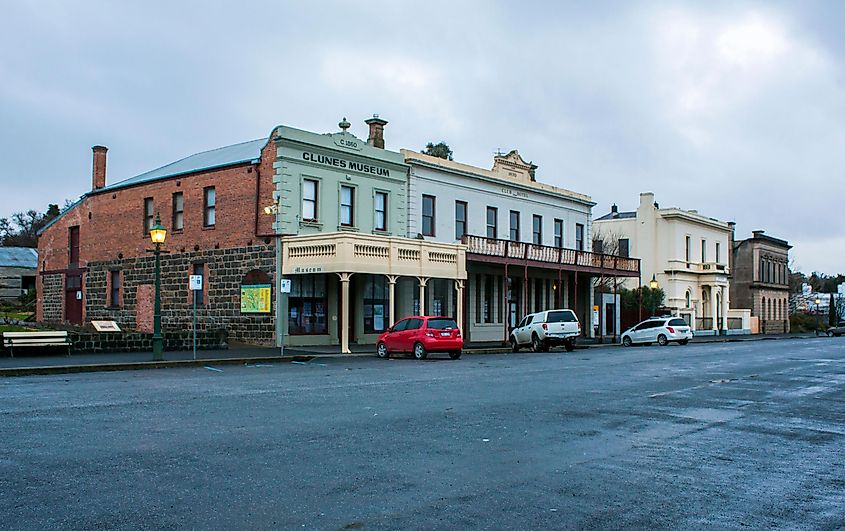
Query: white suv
[
  {"left": 510, "top": 309, "right": 581, "bottom": 352},
  {"left": 621, "top": 317, "right": 693, "bottom": 347}
]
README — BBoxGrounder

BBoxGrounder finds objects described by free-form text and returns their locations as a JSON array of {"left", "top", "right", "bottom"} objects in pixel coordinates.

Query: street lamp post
[
  {"left": 149, "top": 214, "right": 167, "bottom": 361},
  {"left": 649, "top": 274, "right": 659, "bottom": 318},
  {"left": 814, "top": 297, "right": 822, "bottom": 336}
]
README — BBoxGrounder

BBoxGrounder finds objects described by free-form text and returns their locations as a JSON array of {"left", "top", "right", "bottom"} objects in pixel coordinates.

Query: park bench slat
[{"left": 2, "top": 331, "right": 71, "bottom": 358}]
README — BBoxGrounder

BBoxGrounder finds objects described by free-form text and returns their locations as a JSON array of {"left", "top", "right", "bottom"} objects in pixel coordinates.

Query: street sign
[
  {"left": 280, "top": 278, "right": 291, "bottom": 293},
  {"left": 189, "top": 275, "right": 203, "bottom": 291}
]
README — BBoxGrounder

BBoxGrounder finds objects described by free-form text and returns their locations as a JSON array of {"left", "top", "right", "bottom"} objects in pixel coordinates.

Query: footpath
[{"left": 0, "top": 332, "right": 823, "bottom": 377}]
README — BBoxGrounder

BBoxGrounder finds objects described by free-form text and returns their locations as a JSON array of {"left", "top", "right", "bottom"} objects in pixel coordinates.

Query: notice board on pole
[{"left": 241, "top": 284, "right": 272, "bottom": 314}]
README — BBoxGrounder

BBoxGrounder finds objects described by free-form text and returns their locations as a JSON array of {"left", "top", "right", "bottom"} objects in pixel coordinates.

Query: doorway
[{"left": 65, "top": 274, "right": 83, "bottom": 324}]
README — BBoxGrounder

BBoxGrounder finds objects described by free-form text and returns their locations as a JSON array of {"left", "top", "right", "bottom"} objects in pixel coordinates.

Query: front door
[{"left": 65, "top": 274, "right": 83, "bottom": 324}]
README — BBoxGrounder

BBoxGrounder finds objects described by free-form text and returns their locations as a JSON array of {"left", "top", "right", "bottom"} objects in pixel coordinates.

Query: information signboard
[{"left": 241, "top": 284, "right": 272, "bottom": 313}]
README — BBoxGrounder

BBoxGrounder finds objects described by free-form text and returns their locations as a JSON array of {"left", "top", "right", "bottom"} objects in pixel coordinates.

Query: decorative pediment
[{"left": 492, "top": 149, "right": 538, "bottom": 182}]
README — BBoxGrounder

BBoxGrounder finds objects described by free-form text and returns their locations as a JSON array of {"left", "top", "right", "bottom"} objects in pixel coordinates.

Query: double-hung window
[
  {"left": 172, "top": 192, "right": 183, "bottom": 231},
  {"left": 422, "top": 195, "right": 435, "bottom": 236},
  {"left": 554, "top": 219, "right": 563, "bottom": 248},
  {"left": 143, "top": 198, "right": 154, "bottom": 233},
  {"left": 302, "top": 179, "right": 318, "bottom": 222},
  {"left": 575, "top": 223, "right": 584, "bottom": 251},
  {"left": 701, "top": 239, "right": 706, "bottom": 262},
  {"left": 340, "top": 185, "right": 354, "bottom": 227},
  {"left": 486, "top": 207, "right": 498, "bottom": 239},
  {"left": 110, "top": 270, "right": 121, "bottom": 307},
  {"left": 455, "top": 201, "right": 467, "bottom": 240},
  {"left": 203, "top": 187, "right": 216, "bottom": 227},
  {"left": 374, "top": 191, "right": 387, "bottom": 231},
  {"left": 532, "top": 215, "right": 542, "bottom": 245},
  {"left": 509, "top": 211, "right": 520, "bottom": 241}
]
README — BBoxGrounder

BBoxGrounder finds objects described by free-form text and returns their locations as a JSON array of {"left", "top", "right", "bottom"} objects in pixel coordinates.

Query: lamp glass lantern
[
  {"left": 649, "top": 274, "right": 659, "bottom": 290},
  {"left": 150, "top": 215, "right": 167, "bottom": 244}
]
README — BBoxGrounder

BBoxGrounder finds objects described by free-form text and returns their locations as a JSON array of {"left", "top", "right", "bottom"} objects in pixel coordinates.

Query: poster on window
[
  {"left": 241, "top": 284, "right": 272, "bottom": 313},
  {"left": 373, "top": 304, "right": 384, "bottom": 331}
]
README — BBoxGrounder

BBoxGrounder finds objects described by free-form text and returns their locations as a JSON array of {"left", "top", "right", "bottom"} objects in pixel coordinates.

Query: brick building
[
  {"left": 730, "top": 230, "right": 791, "bottom": 333},
  {"left": 36, "top": 135, "right": 279, "bottom": 344}
]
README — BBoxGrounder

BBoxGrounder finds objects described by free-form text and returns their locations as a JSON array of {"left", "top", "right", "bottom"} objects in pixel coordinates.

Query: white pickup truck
[{"left": 510, "top": 309, "right": 581, "bottom": 352}]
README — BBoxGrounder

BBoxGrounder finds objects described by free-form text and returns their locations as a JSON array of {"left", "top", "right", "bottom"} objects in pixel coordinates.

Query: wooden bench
[{"left": 2, "top": 331, "right": 71, "bottom": 358}]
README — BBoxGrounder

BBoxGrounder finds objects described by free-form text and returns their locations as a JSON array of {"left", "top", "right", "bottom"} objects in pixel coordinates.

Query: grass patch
[
  {"left": 0, "top": 311, "right": 34, "bottom": 321},
  {"left": 0, "top": 324, "right": 37, "bottom": 333}
]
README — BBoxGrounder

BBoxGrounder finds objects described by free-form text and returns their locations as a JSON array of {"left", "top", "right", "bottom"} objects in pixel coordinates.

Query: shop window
[
  {"left": 172, "top": 192, "right": 184, "bottom": 231},
  {"left": 455, "top": 201, "right": 467, "bottom": 240},
  {"left": 484, "top": 275, "right": 493, "bottom": 323},
  {"left": 288, "top": 275, "right": 327, "bottom": 335},
  {"left": 374, "top": 191, "right": 387, "bottom": 231},
  {"left": 203, "top": 187, "right": 216, "bottom": 227},
  {"left": 363, "top": 275, "right": 388, "bottom": 333},
  {"left": 422, "top": 195, "right": 435, "bottom": 236},
  {"left": 340, "top": 185, "right": 354, "bottom": 227},
  {"left": 303, "top": 179, "right": 318, "bottom": 222},
  {"left": 486, "top": 207, "right": 498, "bottom": 239}
]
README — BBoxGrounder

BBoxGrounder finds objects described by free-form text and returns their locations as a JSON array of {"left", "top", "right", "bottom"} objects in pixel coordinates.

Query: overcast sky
[{"left": 1, "top": 1, "right": 843, "bottom": 274}]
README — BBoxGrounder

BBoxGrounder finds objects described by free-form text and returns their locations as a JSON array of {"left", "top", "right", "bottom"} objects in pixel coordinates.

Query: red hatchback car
[{"left": 376, "top": 316, "right": 463, "bottom": 360}]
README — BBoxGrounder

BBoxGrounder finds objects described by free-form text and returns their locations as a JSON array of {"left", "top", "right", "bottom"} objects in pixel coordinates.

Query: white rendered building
[
  {"left": 403, "top": 149, "right": 639, "bottom": 343},
  {"left": 594, "top": 192, "right": 750, "bottom": 334}
]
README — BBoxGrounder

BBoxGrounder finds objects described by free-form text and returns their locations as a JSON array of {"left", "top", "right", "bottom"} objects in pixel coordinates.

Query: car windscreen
[
  {"left": 546, "top": 310, "right": 577, "bottom": 323},
  {"left": 427, "top": 318, "right": 458, "bottom": 330},
  {"left": 668, "top": 318, "right": 688, "bottom": 326}
]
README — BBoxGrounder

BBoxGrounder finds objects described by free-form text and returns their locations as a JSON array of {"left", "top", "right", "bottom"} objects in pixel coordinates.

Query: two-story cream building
[{"left": 594, "top": 192, "right": 750, "bottom": 334}]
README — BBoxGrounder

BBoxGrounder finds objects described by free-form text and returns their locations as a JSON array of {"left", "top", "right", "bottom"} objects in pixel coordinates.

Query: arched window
[
  {"left": 761, "top": 297, "right": 766, "bottom": 320},
  {"left": 685, "top": 290, "right": 691, "bottom": 309}
]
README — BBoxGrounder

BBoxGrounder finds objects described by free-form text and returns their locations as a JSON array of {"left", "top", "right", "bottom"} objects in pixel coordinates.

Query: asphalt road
[{"left": 2, "top": 338, "right": 844, "bottom": 530}]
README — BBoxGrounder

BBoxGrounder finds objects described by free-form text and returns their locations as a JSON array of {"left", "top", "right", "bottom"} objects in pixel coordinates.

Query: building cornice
[{"left": 402, "top": 149, "right": 595, "bottom": 207}]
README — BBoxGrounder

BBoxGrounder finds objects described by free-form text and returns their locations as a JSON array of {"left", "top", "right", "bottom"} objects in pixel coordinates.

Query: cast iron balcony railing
[{"left": 461, "top": 234, "right": 640, "bottom": 276}]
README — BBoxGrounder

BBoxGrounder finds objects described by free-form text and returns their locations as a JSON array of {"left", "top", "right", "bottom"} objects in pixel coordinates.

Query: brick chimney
[
  {"left": 365, "top": 115, "right": 388, "bottom": 149},
  {"left": 92, "top": 145, "right": 108, "bottom": 190}
]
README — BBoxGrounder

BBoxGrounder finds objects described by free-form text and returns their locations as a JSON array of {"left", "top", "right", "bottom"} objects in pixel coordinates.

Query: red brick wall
[
  {"left": 37, "top": 137, "right": 277, "bottom": 322},
  {"left": 136, "top": 283, "right": 153, "bottom": 333}
]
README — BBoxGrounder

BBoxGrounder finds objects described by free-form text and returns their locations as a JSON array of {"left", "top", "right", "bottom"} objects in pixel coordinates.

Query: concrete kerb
[{"left": 0, "top": 334, "right": 826, "bottom": 377}]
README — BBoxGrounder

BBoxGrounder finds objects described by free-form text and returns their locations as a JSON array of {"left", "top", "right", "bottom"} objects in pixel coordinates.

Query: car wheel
[
  {"left": 622, "top": 336, "right": 632, "bottom": 347},
  {"left": 657, "top": 334, "right": 668, "bottom": 346},
  {"left": 376, "top": 342, "right": 389, "bottom": 359},
  {"left": 564, "top": 340, "right": 575, "bottom": 352},
  {"left": 679, "top": 339, "right": 689, "bottom": 345},
  {"left": 531, "top": 334, "right": 542, "bottom": 353},
  {"left": 449, "top": 351, "right": 461, "bottom": 360},
  {"left": 510, "top": 338, "right": 520, "bottom": 352},
  {"left": 413, "top": 342, "right": 428, "bottom": 360}
]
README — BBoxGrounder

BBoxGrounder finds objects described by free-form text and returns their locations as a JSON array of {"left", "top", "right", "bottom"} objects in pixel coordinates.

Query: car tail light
[
  {"left": 542, "top": 323, "right": 548, "bottom": 330},
  {"left": 667, "top": 327, "right": 675, "bottom": 333},
  {"left": 577, "top": 323, "right": 582, "bottom": 333},
  {"left": 456, "top": 330, "right": 462, "bottom": 338},
  {"left": 426, "top": 330, "right": 435, "bottom": 337}
]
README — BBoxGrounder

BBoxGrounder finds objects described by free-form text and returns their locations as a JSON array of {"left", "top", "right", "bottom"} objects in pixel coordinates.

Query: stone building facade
[
  {"left": 730, "top": 230, "right": 790, "bottom": 334},
  {"left": 37, "top": 134, "right": 279, "bottom": 345}
]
